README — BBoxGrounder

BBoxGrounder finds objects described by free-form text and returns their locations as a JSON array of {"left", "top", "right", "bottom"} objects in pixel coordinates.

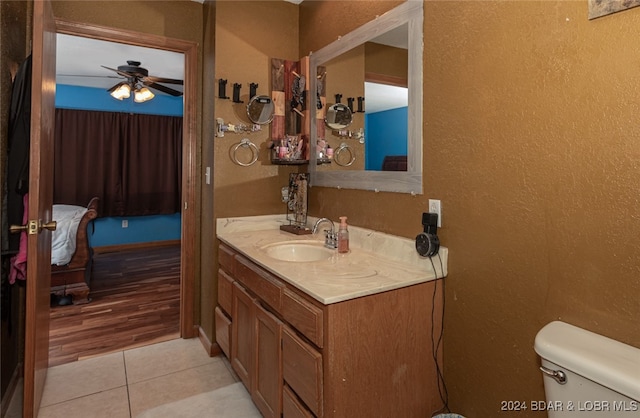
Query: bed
[
  {"left": 50, "top": 197, "right": 99, "bottom": 305},
  {"left": 381, "top": 155, "right": 408, "bottom": 171}
]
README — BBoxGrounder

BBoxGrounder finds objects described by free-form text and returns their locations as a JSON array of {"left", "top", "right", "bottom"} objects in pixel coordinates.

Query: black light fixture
[{"left": 104, "top": 61, "right": 182, "bottom": 103}]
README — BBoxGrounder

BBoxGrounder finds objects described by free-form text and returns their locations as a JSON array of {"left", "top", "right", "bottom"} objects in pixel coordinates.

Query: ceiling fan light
[
  {"left": 134, "top": 87, "right": 155, "bottom": 103},
  {"left": 109, "top": 82, "right": 131, "bottom": 100}
]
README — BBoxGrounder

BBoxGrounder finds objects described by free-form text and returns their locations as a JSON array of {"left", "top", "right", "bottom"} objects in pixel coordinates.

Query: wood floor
[{"left": 48, "top": 245, "right": 181, "bottom": 367}]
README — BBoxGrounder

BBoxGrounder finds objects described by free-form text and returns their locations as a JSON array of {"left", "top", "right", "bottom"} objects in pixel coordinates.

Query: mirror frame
[{"left": 309, "top": 1, "right": 423, "bottom": 194}]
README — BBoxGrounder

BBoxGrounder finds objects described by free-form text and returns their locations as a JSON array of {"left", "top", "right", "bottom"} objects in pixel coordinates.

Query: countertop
[{"left": 216, "top": 215, "right": 448, "bottom": 305}]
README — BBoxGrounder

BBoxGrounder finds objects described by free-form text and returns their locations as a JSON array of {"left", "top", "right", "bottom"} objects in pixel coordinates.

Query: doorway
[
  {"left": 54, "top": 19, "right": 198, "bottom": 340},
  {"left": 50, "top": 31, "right": 189, "bottom": 363}
]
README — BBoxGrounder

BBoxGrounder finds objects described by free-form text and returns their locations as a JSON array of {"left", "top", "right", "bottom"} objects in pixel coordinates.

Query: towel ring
[
  {"left": 232, "top": 138, "right": 259, "bottom": 166},
  {"left": 334, "top": 142, "right": 356, "bottom": 167}
]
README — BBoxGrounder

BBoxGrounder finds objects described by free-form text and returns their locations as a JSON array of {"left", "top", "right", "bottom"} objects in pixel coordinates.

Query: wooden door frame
[{"left": 54, "top": 19, "right": 198, "bottom": 338}]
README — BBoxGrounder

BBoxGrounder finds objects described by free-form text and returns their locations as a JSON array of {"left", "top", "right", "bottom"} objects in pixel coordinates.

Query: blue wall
[
  {"left": 365, "top": 107, "right": 408, "bottom": 170},
  {"left": 88, "top": 214, "right": 182, "bottom": 247},
  {"left": 56, "top": 84, "right": 183, "bottom": 116},
  {"left": 57, "top": 84, "right": 183, "bottom": 247}
]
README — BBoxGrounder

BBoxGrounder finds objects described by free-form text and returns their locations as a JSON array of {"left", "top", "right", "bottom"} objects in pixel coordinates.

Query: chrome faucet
[{"left": 313, "top": 218, "right": 337, "bottom": 249}]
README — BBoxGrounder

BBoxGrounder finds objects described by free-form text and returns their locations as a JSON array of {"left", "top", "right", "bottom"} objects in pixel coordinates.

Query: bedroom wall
[
  {"left": 55, "top": 84, "right": 183, "bottom": 247},
  {"left": 56, "top": 84, "right": 183, "bottom": 116},
  {"left": 365, "top": 107, "right": 408, "bottom": 170}
]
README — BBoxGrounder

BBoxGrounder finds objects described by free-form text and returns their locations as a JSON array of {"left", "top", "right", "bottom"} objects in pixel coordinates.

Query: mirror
[
  {"left": 246, "top": 95, "right": 275, "bottom": 124},
  {"left": 325, "top": 103, "right": 353, "bottom": 130},
  {"left": 309, "top": 1, "right": 423, "bottom": 194}
]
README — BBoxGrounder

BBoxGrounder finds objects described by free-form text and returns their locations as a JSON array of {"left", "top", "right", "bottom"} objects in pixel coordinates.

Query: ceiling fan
[{"left": 102, "top": 60, "right": 183, "bottom": 102}]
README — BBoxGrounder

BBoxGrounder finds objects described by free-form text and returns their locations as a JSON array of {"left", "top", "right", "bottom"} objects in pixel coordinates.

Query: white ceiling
[
  {"left": 55, "top": 34, "right": 185, "bottom": 94},
  {"left": 365, "top": 83, "right": 407, "bottom": 114}
]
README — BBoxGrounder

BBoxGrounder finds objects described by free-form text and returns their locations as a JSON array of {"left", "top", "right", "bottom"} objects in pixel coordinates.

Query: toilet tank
[{"left": 535, "top": 321, "right": 640, "bottom": 417}]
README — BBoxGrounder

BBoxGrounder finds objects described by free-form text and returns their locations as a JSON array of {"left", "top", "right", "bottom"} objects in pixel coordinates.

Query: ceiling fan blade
[
  {"left": 144, "top": 75, "right": 183, "bottom": 85},
  {"left": 144, "top": 81, "right": 183, "bottom": 97},
  {"left": 58, "top": 74, "right": 121, "bottom": 79},
  {"left": 101, "top": 65, "right": 135, "bottom": 79}
]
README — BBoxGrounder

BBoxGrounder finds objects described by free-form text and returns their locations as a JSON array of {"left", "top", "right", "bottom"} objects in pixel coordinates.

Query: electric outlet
[
  {"left": 428, "top": 199, "right": 442, "bottom": 227},
  {"left": 122, "top": 219, "right": 128, "bottom": 228}
]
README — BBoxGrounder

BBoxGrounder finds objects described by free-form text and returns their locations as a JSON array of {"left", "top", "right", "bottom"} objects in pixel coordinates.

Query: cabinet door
[
  {"left": 253, "top": 301, "right": 283, "bottom": 418},
  {"left": 231, "top": 282, "right": 255, "bottom": 391}
]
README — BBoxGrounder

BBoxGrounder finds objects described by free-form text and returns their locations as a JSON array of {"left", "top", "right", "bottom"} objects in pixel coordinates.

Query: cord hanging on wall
[
  {"left": 218, "top": 79, "right": 229, "bottom": 99},
  {"left": 233, "top": 83, "right": 243, "bottom": 103}
]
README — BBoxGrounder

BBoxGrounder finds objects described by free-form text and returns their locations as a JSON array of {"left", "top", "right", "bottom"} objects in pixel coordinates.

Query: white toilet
[{"left": 535, "top": 321, "right": 640, "bottom": 416}]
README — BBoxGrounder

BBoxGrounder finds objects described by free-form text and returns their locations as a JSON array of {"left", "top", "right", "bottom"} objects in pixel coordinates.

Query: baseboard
[
  {"left": 93, "top": 239, "right": 181, "bottom": 254},
  {"left": 198, "top": 326, "right": 222, "bottom": 357}
]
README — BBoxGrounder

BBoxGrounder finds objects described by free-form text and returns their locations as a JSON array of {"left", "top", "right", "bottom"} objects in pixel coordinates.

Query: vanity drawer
[
  {"left": 235, "top": 255, "right": 284, "bottom": 312},
  {"left": 218, "top": 269, "right": 234, "bottom": 315},
  {"left": 218, "top": 243, "right": 236, "bottom": 274},
  {"left": 282, "top": 326, "right": 323, "bottom": 417},
  {"left": 282, "top": 288, "right": 324, "bottom": 348},
  {"left": 283, "top": 384, "right": 315, "bottom": 418},
  {"left": 214, "top": 306, "right": 231, "bottom": 358}
]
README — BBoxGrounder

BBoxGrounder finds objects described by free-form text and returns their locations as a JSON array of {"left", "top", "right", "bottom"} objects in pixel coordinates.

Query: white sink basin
[{"left": 263, "top": 241, "right": 334, "bottom": 262}]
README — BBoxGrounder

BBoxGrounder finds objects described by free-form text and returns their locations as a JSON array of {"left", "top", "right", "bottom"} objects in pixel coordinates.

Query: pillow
[{"left": 51, "top": 204, "right": 88, "bottom": 266}]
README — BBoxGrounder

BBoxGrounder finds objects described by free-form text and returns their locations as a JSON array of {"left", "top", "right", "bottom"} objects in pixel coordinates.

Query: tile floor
[{"left": 34, "top": 338, "right": 261, "bottom": 418}]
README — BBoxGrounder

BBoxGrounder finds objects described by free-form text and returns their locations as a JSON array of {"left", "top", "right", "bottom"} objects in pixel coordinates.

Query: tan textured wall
[
  {"left": 213, "top": 1, "right": 300, "bottom": 219},
  {"left": 365, "top": 42, "right": 407, "bottom": 79},
  {"left": 52, "top": 1, "right": 201, "bottom": 43},
  {"left": 302, "top": 1, "right": 640, "bottom": 417},
  {"left": 318, "top": 44, "right": 365, "bottom": 172}
]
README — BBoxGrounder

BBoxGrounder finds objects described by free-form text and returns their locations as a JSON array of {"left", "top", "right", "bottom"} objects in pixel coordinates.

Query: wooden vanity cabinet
[
  {"left": 216, "top": 241, "right": 443, "bottom": 418},
  {"left": 215, "top": 245, "right": 236, "bottom": 358},
  {"left": 222, "top": 245, "right": 284, "bottom": 418}
]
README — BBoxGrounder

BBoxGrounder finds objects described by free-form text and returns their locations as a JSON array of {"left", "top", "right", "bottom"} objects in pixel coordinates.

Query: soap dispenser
[{"left": 338, "top": 216, "right": 349, "bottom": 253}]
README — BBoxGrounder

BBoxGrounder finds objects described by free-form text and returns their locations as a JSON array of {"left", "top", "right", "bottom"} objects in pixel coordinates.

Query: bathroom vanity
[{"left": 215, "top": 216, "right": 448, "bottom": 418}]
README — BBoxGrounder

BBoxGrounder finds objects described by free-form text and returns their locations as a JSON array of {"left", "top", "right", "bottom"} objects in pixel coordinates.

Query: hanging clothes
[
  {"left": 9, "top": 194, "right": 28, "bottom": 284},
  {"left": 4, "top": 54, "right": 32, "bottom": 255}
]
